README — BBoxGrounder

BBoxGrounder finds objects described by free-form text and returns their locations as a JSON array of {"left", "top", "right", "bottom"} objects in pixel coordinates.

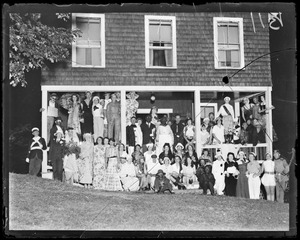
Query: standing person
[
  {"left": 49, "top": 128, "right": 65, "bottom": 181},
  {"left": 107, "top": 93, "right": 121, "bottom": 143},
  {"left": 81, "top": 91, "right": 94, "bottom": 135},
  {"left": 184, "top": 144, "right": 199, "bottom": 169},
  {"left": 200, "top": 124, "right": 211, "bottom": 146},
  {"left": 207, "top": 112, "right": 216, "bottom": 134},
  {"left": 212, "top": 151, "right": 226, "bottom": 195},
  {"left": 183, "top": 118, "right": 196, "bottom": 147},
  {"left": 126, "top": 116, "right": 137, "bottom": 156},
  {"left": 246, "top": 152, "right": 262, "bottom": 199},
  {"left": 141, "top": 115, "right": 156, "bottom": 152},
  {"left": 119, "top": 156, "right": 140, "bottom": 192},
  {"left": 67, "top": 94, "right": 82, "bottom": 139},
  {"left": 211, "top": 117, "right": 225, "bottom": 145},
  {"left": 46, "top": 93, "right": 59, "bottom": 144},
  {"left": 235, "top": 151, "right": 250, "bottom": 198},
  {"left": 135, "top": 118, "right": 143, "bottom": 148},
  {"left": 252, "top": 97, "right": 261, "bottom": 122},
  {"left": 216, "top": 96, "right": 235, "bottom": 143},
  {"left": 25, "top": 127, "right": 47, "bottom": 176},
  {"left": 150, "top": 106, "right": 159, "bottom": 127},
  {"left": 78, "top": 133, "right": 94, "bottom": 188},
  {"left": 49, "top": 116, "right": 65, "bottom": 147},
  {"left": 93, "top": 137, "right": 106, "bottom": 190},
  {"left": 224, "top": 152, "right": 239, "bottom": 197},
  {"left": 158, "top": 143, "right": 174, "bottom": 165},
  {"left": 241, "top": 97, "right": 254, "bottom": 124},
  {"left": 261, "top": 152, "right": 276, "bottom": 201},
  {"left": 103, "top": 138, "right": 123, "bottom": 191},
  {"left": 92, "top": 96, "right": 105, "bottom": 142},
  {"left": 239, "top": 122, "right": 249, "bottom": 145},
  {"left": 155, "top": 116, "right": 174, "bottom": 155},
  {"left": 171, "top": 114, "right": 185, "bottom": 151},
  {"left": 274, "top": 149, "right": 289, "bottom": 203}
]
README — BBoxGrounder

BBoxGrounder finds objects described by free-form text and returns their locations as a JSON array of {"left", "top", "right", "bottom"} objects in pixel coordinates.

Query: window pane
[
  {"left": 149, "top": 24, "right": 160, "bottom": 42},
  {"left": 76, "top": 48, "right": 86, "bottom": 65},
  {"left": 231, "top": 50, "right": 239, "bottom": 63},
  {"left": 218, "top": 50, "right": 226, "bottom": 62},
  {"left": 150, "top": 49, "right": 166, "bottom": 66},
  {"left": 228, "top": 26, "right": 239, "bottom": 44},
  {"left": 149, "top": 23, "right": 172, "bottom": 43},
  {"left": 160, "top": 25, "right": 172, "bottom": 42},
  {"left": 76, "top": 18, "right": 89, "bottom": 40},
  {"left": 165, "top": 49, "right": 173, "bottom": 67},
  {"left": 91, "top": 48, "right": 101, "bottom": 66},
  {"left": 218, "top": 26, "right": 227, "bottom": 43},
  {"left": 89, "top": 21, "right": 101, "bottom": 41}
]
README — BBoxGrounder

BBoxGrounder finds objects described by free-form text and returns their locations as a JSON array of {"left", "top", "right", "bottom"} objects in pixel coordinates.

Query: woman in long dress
[
  {"left": 78, "top": 133, "right": 94, "bottom": 188},
  {"left": 156, "top": 116, "right": 174, "bottom": 155},
  {"left": 224, "top": 152, "right": 239, "bottom": 197},
  {"left": 81, "top": 91, "right": 94, "bottom": 135},
  {"left": 68, "top": 94, "right": 82, "bottom": 138},
  {"left": 92, "top": 96, "right": 104, "bottom": 142},
  {"left": 103, "top": 139, "right": 123, "bottom": 191},
  {"left": 236, "top": 151, "right": 250, "bottom": 198},
  {"left": 93, "top": 136, "right": 106, "bottom": 190}
]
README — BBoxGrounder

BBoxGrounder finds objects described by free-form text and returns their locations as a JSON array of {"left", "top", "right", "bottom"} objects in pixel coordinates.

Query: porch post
[
  {"left": 120, "top": 89, "right": 127, "bottom": 145},
  {"left": 265, "top": 87, "right": 273, "bottom": 154},
  {"left": 194, "top": 89, "right": 201, "bottom": 155},
  {"left": 41, "top": 89, "right": 48, "bottom": 177}
]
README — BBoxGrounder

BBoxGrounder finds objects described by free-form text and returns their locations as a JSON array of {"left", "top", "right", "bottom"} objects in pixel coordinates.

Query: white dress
[
  {"left": 156, "top": 125, "right": 174, "bottom": 154},
  {"left": 261, "top": 160, "right": 276, "bottom": 187}
]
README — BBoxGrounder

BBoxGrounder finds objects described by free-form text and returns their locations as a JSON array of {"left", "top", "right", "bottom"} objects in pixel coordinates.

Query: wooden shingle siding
[{"left": 41, "top": 12, "right": 271, "bottom": 86}]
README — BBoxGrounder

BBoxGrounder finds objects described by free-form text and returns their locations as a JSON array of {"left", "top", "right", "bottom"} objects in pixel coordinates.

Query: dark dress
[
  {"left": 224, "top": 161, "right": 239, "bottom": 196},
  {"left": 81, "top": 100, "right": 94, "bottom": 134},
  {"left": 236, "top": 160, "right": 250, "bottom": 198}
]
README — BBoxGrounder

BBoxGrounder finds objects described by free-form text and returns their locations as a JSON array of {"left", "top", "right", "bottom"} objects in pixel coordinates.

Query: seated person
[
  {"left": 182, "top": 156, "right": 197, "bottom": 189},
  {"left": 158, "top": 143, "right": 174, "bottom": 165},
  {"left": 199, "top": 148, "right": 212, "bottom": 165},
  {"left": 154, "top": 169, "right": 174, "bottom": 194},
  {"left": 199, "top": 164, "right": 215, "bottom": 195},
  {"left": 133, "top": 156, "right": 148, "bottom": 191},
  {"left": 200, "top": 124, "right": 211, "bottom": 146},
  {"left": 239, "top": 122, "right": 249, "bottom": 145},
  {"left": 174, "top": 142, "right": 185, "bottom": 160},
  {"left": 196, "top": 159, "right": 206, "bottom": 188},
  {"left": 145, "top": 154, "right": 162, "bottom": 190},
  {"left": 169, "top": 155, "right": 186, "bottom": 190},
  {"left": 119, "top": 156, "right": 139, "bottom": 191}
]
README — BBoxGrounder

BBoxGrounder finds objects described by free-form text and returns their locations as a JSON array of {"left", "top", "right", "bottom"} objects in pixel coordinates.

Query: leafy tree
[{"left": 9, "top": 13, "right": 81, "bottom": 87}]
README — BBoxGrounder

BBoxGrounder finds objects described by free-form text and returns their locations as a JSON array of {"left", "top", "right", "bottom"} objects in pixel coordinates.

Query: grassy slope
[{"left": 8, "top": 173, "right": 289, "bottom": 231}]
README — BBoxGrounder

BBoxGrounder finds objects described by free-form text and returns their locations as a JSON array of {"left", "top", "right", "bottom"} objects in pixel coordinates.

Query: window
[
  {"left": 145, "top": 15, "right": 177, "bottom": 68},
  {"left": 72, "top": 13, "right": 105, "bottom": 67},
  {"left": 213, "top": 17, "right": 244, "bottom": 69}
]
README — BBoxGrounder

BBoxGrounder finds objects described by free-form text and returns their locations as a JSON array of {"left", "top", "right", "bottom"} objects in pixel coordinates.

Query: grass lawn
[{"left": 8, "top": 173, "right": 289, "bottom": 232}]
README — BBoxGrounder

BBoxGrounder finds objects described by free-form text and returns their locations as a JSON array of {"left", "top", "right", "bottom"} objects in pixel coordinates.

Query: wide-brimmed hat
[
  {"left": 50, "top": 93, "right": 57, "bottom": 98},
  {"left": 224, "top": 96, "right": 231, "bottom": 101},
  {"left": 93, "top": 96, "right": 100, "bottom": 101},
  {"left": 54, "top": 116, "right": 62, "bottom": 122},
  {"left": 203, "top": 117, "right": 209, "bottom": 123},
  {"left": 249, "top": 152, "right": 257, "bottom": 158},
  {"left": 163, "top": 156, "right": 170, "bottom": 162},
  {"left": 175, "top": 142, "right": 184, "bottom": 150},
  {"left": 31, "top": 127, "right": 39, "bottom": 133},
  {"left": 156, "top": 169, "right": 166, "bottom": 175}
]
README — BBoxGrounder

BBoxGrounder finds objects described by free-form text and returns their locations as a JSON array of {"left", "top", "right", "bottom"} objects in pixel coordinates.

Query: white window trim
[
  {"left": 213, "top": 17, "right": 244, "bottom": 70},
  {"left": 72, "top": 13, "right": 105, "bottom": 68},
  {"left": 145, "top": 15, "right": 177, "bottom": 69}
]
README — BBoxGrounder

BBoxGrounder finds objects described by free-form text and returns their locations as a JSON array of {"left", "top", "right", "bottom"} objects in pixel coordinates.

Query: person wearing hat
[
  {"left": 145, "top": 154, "right": 162, "bottom": 190},
  {"left": 216, "top": 96, "right": 235, "bottom": 143},
  {"left": 49, "top": 127, "right": 66, "bottom": 181},
  {"left": 45, "top": 93, "right": 59, "bottom": 144},
  {"left": 212, "top": 150, "right": 226, "bottom": 195},
  {"left": 174, "top": 142, "right": 185, "bottom": 160},
  {"left": 25, "top": 128, "right": 47, "bottom": 176},
  {"left": 273, "top": 149, "right": 289, "bottom": 203},
  {"left": 261, "top": 152, "right": 276, "bottom": 201},
  {"left": 119, "top": 156, "right": 140, "bottom": 191},
  {"left": 171, "top": 114, "right": 185, "bottom": 151},
  {"left": 81, "top": 91, "right": 94, "bottom": 135},
  {"left": 236, "top": 151, "right": 249, "bottom": 198},
  {"left": 49, "top": 116, "right": 65, "bottom": 147},
  {"left": 106, "top": 93, "right": 121, "bottom": 142},
  {"left": 154, "top": 169, "right": 174, "bottom": 194},
  {"left": 143, "top": 142, "right": 155, "bottom": 167},
  {"left": 92, "top": 96, "right": 104, "bottom": 142},
  {"left": 246, "top": 152, "right": 262, "bottom": 199},
  {"left": 141, "top": 115, "right": 156, "bottom": 152}
]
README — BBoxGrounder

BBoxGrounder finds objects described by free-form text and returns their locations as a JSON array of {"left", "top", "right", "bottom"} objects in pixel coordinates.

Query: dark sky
[{"left": 5, "top": 3, "right": 297, "bottom": 157}]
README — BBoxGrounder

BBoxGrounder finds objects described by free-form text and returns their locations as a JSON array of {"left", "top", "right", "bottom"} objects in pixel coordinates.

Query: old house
[{"left": 41, "top": 11, "right": 274, "bottom": 176}]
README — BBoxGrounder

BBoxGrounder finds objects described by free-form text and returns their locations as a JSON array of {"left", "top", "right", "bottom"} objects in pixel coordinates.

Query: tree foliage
[{"left": 9, "top": 13, "right": 81, "bottom": 87}]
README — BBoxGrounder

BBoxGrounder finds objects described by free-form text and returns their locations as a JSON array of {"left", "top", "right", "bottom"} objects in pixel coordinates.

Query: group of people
[{"left": 26, "top": 116, "right": 293, "bottom": 203}]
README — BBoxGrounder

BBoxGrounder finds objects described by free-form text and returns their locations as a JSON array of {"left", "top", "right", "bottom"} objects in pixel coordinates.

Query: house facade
[{"left": 41, "top": 11, "right": 273, "bottom": 176}]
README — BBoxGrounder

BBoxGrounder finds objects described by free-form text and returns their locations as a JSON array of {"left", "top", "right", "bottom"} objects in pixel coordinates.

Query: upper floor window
[
  {"left": 145, "top": 15, "right": 177, "bottom": 68},
  {"left": 72, "top": 13, "right": 105, "bottom": 68},
  {"left": 213, "top": 17, "right": 244, "bottom": 69}
]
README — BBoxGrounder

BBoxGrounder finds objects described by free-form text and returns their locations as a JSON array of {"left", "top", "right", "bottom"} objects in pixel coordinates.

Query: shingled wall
[{"left": 41, "top": 12, "right": 272, "bottom": 86}]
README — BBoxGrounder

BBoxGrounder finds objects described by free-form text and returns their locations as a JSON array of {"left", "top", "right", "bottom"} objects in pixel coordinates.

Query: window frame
[
  {"left": 213, "top": 17, "right": 244, "bottom": 70},
  {"left": 145, "top": 15, "right": 177, "bottom": 69},
  {"left": 72, "top": 13, "right": 105, "bottom": 68}
]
